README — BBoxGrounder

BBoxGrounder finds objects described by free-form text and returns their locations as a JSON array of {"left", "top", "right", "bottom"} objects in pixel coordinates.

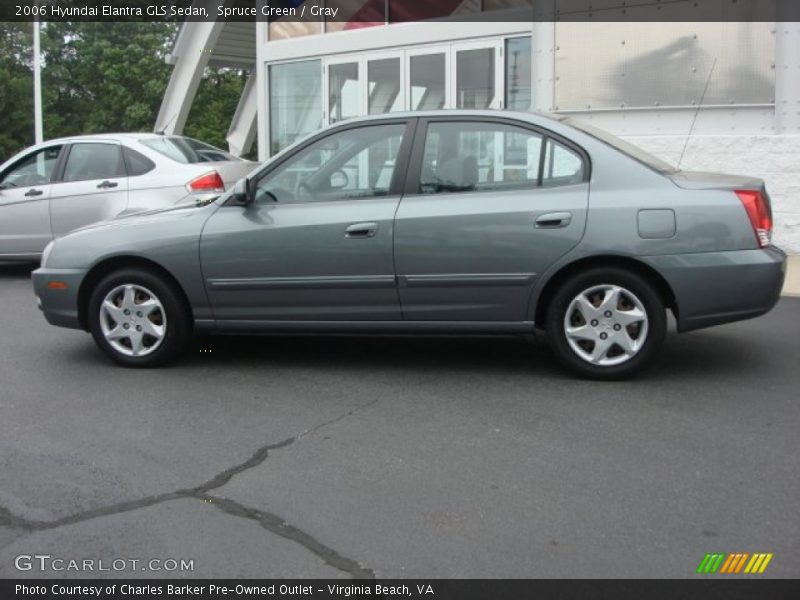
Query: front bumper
[
  {"left": 642, "top": 246, "right": 787, "bottom": 332},
  {"left": 32, "top": 267, "right": 87, "bottom": 330}
]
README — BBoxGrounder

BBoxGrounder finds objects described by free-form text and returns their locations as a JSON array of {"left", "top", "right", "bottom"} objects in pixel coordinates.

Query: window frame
[
  {"left": 58, "top": 142, "right": 126, "bottom": 184},
  {"left": 228, "top": 118, "right": 418, "bottom": 207},
  {"left": 403, "top": 116, "right": 591, "bottom": 197}
]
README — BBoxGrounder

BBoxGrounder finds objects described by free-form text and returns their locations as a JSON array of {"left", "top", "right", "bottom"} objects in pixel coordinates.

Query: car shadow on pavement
[
  {"left": 0, "top": 262, "right": 37, "bottom": 279},
  {"left": 173, "top": 326, "right": 769, "bottom": 383}
]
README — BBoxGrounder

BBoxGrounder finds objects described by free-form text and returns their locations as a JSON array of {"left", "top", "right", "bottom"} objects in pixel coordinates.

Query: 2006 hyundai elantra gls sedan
[{"left": 32, "top": 110, "right": 786, "bottom": 378}]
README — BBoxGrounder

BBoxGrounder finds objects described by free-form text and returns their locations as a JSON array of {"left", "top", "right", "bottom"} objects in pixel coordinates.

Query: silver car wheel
[
  {"left": 99, "top": 284, "right": 167, "bottom": 357},
  {"left": 563, "top": 284, "right": 649, "bottom": 367}
]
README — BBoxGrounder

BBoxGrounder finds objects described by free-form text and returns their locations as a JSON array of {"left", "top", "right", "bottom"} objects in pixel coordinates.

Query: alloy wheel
[
  {"left": 99, "top": 284, "right": 167, "bottom": 357},
  {"left": 563, "top": 284, "right": 649, "bottom": 366}
]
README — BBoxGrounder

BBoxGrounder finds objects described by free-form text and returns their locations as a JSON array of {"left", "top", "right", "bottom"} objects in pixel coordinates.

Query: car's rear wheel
[
  {"left": 546, "top": 268, "right": 666, "bottom": 379},
  {"left": 88, "top": 268, "right": 190, "bottom": 367}
]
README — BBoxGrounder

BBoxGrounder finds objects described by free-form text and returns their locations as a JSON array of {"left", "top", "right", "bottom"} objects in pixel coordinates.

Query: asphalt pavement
[{"left": 0, "top": 262, "right": 798, "bottom": 578}]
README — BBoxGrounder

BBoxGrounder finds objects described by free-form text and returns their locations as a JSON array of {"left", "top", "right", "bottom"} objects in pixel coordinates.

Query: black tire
[
  {"left": 87, "top": 268, "right": 191, "bottom": 367},
  {"left": 545, "top": 267, "right": 667, "bottom": 380}
]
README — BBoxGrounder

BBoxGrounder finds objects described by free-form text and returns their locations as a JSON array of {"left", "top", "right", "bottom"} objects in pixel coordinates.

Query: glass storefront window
[
  {"left": 505, "top": 36, "right": 531, "bottom": 110},
  {"left": 410, "top": 53, "right": 446, "bottom": 110},
  {"left": 368, "top": 57, "right": 402, "bottom": 114},
  {"left": 269, "top": 60, "right": 322, "bottom": 155},
  {"left": 456, "top": 47, "right": 496, "bottom": 109},
  {"left": 329, "top": 62, "right": 361, "bottom": 123}
]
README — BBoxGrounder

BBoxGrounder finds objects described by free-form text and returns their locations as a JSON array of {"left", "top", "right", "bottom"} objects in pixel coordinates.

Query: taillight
[
  {"left": 187, "top": 171, "right": 224, "bottom": 193},
  {"left": 735, "top": 189, "right": 772, "bottom": 248}
]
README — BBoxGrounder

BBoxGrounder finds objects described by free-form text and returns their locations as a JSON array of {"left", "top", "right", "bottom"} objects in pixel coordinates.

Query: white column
[
  {"left": 33, "top": 20, "right": 43, "bottom": 143},
  {"left": 226, "top": 71, "right": 258, "bottom": 157},
  {"left": 531, "top": 20, "right": 556, "bottom": 113},
  {"left": 154, "top": 20, "right": 225, "bottom": 135},
  {"left": 256, "top": 15, "right": 268, "bottom": 161},
  {"left": 774, "top": 21, "right": 800, "bottom": 133}
]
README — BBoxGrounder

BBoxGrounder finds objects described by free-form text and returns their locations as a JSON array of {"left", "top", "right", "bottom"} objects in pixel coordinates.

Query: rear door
[
  {"left": 394, "top": 117, "right": 589, "bottom": 322},
  {"left": 49, "top": 141, "right": 129, "bottom": 236},
  {"left": 0, "top": 144, "right": 63, "bottom": 257}
]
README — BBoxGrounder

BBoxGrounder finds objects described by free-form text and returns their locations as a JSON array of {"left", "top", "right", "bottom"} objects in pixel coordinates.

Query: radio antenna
[{"left": 678, "top": 58, "right": 717, "bottom": 169}]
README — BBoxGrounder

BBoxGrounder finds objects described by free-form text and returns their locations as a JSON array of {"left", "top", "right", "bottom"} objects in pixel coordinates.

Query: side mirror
[{"left": 230, "top": 178, "right": 253, "bottom": 206}]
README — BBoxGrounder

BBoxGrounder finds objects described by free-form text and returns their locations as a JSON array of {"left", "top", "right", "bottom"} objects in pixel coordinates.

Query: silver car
[
  {"left": 32, "top": 111, "right": 786, "bottom": 378},
  {"left": 0, "top": 133, "right": 254, "bottom": 260}
]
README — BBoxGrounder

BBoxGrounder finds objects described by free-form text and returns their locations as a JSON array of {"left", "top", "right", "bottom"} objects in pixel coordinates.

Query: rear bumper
[
  {"left": 31, "top": 267, "right": 86, "bottom": 330},
  {"left": 642, "top": 246, "right": 786, "bottom": 332}
]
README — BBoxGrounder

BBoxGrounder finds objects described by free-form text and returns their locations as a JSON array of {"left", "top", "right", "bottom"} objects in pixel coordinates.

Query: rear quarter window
[{"left": 122, "top": 147, "right": 155, "bottom": 176}]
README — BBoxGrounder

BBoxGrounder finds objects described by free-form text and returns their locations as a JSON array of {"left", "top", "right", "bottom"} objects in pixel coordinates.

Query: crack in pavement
[
  {"left": 198, "top": 494, "right": 374, "bottom": 579},
  {"left": 0, "top": 398, "right": 380, "bottom": 578}
]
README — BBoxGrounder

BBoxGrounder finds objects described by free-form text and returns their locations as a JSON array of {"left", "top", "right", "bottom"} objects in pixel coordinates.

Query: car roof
[
  {"left": 338, "top": 108, "right": 564, "bottom": 124},
  {"left": 42, "top": 132, "right": 186, "bottom": 145}
]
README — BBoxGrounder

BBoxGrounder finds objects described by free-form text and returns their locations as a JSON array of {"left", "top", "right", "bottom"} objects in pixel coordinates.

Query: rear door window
[
  {"left": 418, "top": 121, "right": 543, "bottom": 194},
  {"left": 63, "top": 143, "right": 125, "bottom": 182}
]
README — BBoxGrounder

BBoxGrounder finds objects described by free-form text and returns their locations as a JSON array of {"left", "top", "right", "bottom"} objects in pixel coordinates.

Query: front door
[
  {"left": 0, "top": 144, "right": 63, "bottom": 257},
  {"left": 49, "top": 142, "right": 129, "bottom": 237},
  {"left": 201, "top": 120, "right": 414, "bottom": 324},
  {"left": 394, "top": 117, "right": 589, "bottom": 322}
]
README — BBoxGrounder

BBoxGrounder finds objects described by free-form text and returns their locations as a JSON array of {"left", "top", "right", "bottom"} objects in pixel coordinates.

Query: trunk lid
[{"left": 668, "top": 170, "right": 765, "bottom": 191}]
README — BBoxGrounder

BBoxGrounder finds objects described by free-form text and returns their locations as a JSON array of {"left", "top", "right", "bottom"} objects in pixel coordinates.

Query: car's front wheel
[
  {"left": 88, "top": 268, "right": 190, "bottom": 367},
  {"left": 546, "top": 268, "right": 666, "bottom": 379}
]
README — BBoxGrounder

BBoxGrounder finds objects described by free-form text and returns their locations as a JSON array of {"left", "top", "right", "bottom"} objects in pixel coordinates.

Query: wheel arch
[
  {"left": 78, "top": 255, "right": 193, "bottom": 331},
  {"left": 532, "top": 254, "right": 678, "bottom": 328}
]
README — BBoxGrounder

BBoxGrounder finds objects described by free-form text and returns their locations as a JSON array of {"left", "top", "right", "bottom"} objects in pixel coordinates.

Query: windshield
[
  {"left": 140, "top": 136, "right": 240, "bottom": 164},
  {"left": 564, "top": 117, "right": 678, "bottom": 174}
]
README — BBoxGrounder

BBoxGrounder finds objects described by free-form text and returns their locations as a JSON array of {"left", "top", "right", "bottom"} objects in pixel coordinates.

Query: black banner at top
[{"left": 3, "top": 0, "right": 800, "bottom": 23}]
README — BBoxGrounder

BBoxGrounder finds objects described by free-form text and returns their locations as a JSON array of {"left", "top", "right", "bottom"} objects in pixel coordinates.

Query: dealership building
[{"left": 155, "top": 2, "right": 800, "bottom": 254}]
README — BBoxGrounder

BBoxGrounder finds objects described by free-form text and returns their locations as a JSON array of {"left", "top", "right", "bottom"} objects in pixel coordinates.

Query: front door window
[
  {"left": 256, "top": 123, "right": 406, "bottom": 204},
  {"left": 0, "top": 146, "right": 62, "bottom": 188}
]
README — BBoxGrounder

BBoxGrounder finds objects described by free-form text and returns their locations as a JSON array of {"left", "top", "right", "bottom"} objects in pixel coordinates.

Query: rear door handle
[
  {"left": 25, "top": 188, "right": 44, "bottom": 197},
  {"left": 97, "top": 180, "right": 118, "bottom": 189},
  {"left": 345, "top": 222, "right": 378, "bottom": 239},
  {"left": 535, "top": 212, "right": 572, "bottom": 228}
]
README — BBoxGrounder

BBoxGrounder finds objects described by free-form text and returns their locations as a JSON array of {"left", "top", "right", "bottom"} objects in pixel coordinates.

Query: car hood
[{"left": 69, "top": 201, "right": 216, "bottom": 235}]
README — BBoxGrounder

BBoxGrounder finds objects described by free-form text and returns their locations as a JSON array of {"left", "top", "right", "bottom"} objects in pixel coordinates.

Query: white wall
[{"left": 624, "top": 134, "right": 800, "bottom": 253}]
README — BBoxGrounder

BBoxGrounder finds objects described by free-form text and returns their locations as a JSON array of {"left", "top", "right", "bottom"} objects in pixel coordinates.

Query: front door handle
[
  {"left": 345, "top": 222, "right": 378, "bottom": 239},
  {"left": 535, "top": 211, "right": 572, "bottom": 228},
  {"left": 97, "top": 180, "right": 118, "bottom": 189},
  {"left": 25, "top": 188, "right": 44, "bottom": 197}
]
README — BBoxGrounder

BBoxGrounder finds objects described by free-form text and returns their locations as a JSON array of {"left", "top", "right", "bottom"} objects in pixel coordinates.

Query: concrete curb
[{"left": 783, "top": 254, "right": 800, "bottom": 297}]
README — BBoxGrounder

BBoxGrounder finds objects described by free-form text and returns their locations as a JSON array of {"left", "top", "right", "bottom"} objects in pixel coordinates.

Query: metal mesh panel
[{"left": 554, "top": 22, "right": 775, "bottom": 110}]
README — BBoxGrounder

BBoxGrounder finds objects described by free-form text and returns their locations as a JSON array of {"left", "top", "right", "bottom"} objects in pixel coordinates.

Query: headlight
[{"left": 41, "top": 240, "right": 55, "bottom": 267}]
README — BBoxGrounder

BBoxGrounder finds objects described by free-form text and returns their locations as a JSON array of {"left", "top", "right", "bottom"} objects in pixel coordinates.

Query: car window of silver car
[
  {"left": 419, "top": 121, "right": 544, "bottom": 194},
  {"left": 254, "top": 124, "right": 406, "bottom": 205},
  {"left": 121, "top": 146, "right": 156, "bottom": 177},
  {"left": 0, "top": 145, "right": 63, "bottom": 188},
  {"left": 62, "top": 143, "right": 125, "bottom": 183}
]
